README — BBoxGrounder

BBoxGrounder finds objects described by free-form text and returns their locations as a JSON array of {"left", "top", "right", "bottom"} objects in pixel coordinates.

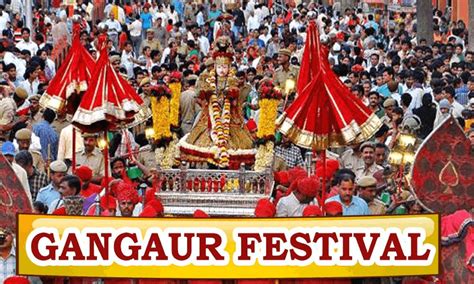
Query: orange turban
[{"left": 296, "top": 176, "right": 320, "bottom": 198}]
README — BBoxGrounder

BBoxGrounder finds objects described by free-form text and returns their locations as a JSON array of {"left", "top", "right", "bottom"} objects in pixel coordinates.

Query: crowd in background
[{"left": 0, "top": 0, "right": 474, "bottom": 283}]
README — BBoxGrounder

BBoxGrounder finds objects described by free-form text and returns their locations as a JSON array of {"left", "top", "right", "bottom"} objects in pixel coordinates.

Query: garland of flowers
[
  {"left": 150, "top": 84, "right": 172, "bottom": 146},
  {"left": 168, "top": 71, "right": 182, "bottom": 129},
  {"left": 256, "top": 80, "right": 282, "bottom": 141},
  {"left": 254, "top": 141, "right": 275, "bottom": 172},
  {"left": 209, "top": 94, "right": 231, "bottom": 168},
  {"left": 254, "top": 80, "right": 281, "bottom": 171}
]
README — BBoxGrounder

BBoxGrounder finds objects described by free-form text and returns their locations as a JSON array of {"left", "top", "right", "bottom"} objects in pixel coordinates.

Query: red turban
[
  {"left": 296, "top": 176, "right": 320, "bottom": 198},
  {"left": 254, "top": 198, "right": 276, "bottom": 218},
  {"left": 324, "top": 201, "right": 343, "bottom": 216},
  {"left": 139, "top": 205, "right": 158, "bottom": 217},
  {"left": 100, "top": 195, "right": 117, "bottom": 210},
  {"left": 246, "top": 119, "right": 257, "bottom": 132},
  {"left": 303, "top": 205, "right": 322, "bottom": 217},
  {"left": 336, "top": 32, "right": 345, "bottom": 41},
  {"left": 4, "top": 276, "right": 30, "bottom": 284},
  {"left": 146, "top": 199, "right": 164, "bottom": 216},
  {"left": 75, "top": 165, "right": 93, "bottom": 182},
  {"left": 116, "top": 183, "right": 140, "bottom": 204},
  {"left": 274, "top": 171, "right": 290, "bottom": 187},
  {"left": 288, "top": 166, "right": 307, "bottom": 184},
  {"left": 193, "top": 209, "right": 209, "bottom": 218}
]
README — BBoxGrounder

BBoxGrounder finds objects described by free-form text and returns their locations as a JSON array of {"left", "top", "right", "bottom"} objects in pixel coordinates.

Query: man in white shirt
[
  {"left": 247, "top": 12, "right": 259, "bottom": 33},
  {"left": 121, "top": 41, "right": 138, "bottom": 79},
  {"left": 3, "top": 49, "right": 26, "bottom": 81},
  {"left": 15, "top": 28, "right": 38, "bottom": 56},
  {"left": 104, "top": 13, "right": 122, "bottom": 49},
  {"left": 196, "top": 27, "right": 210, "bottom": 56},
  {"left": 276, "top": 176, "right": 319, "bottom": 217},
  {"left": 0, "top": 5, "right": 10, "bottom": 32},
  {"left": 57, "top": 124, "right": 84, "bottom": 167}
]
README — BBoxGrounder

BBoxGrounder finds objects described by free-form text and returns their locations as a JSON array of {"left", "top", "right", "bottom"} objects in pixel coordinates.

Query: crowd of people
[{"left": 1, "top": 0, "right": 473, "bottom": 283}]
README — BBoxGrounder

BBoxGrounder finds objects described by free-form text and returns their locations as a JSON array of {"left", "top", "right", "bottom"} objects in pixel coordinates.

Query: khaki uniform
[
  {"left": 31, "top": 150, "right": 46, "bottom": 172},
  {"left": 76, "top": 148, "right": 106, "bottom": 177},
  {"left": 354, "top": 163, "right": 384, "bottom": 181},
  {"left": 339, "top": 148, "right": 364, "bottom": 172},
  {"left": 140, "top": 39, "right": 162, "bottom": 53},
  {"left": 179, "top": 89, "right": 200, "bottom": 135},
  {"left": 137, "top": 145, "right": 156, "bottom": 169},
  {"left": 368, "top": 199, "right": 387, "bottom": 215},
  {"left": 0, "top": 97, "right": 17, "bottom": 141},
  {"left": 273, "top": 65, "right": 300, "bottom": 90}
]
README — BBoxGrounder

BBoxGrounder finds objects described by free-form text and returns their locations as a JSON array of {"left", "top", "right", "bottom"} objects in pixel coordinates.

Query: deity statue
[{"left": 178, "top": 36, "right": 256, "bottom": 169}]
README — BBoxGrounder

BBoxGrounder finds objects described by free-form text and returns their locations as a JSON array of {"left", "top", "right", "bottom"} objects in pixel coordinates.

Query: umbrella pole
[
  {"left": 321, "top": 150, "right": 327, "bottom": 211},
  {"left": 102, "top": 131, "right": 110, "bottom": 215},
  {"left": 72, "top": 127, "right": 76, "bottom": 172}
]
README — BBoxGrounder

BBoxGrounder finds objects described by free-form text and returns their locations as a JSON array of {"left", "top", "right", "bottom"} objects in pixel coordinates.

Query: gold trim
[{"left": 277, "top": 112, "right": 382, "bottom": 150}]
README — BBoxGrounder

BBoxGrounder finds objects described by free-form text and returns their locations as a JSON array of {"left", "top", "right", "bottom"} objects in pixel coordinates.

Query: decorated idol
[{"left": 178, "top": 36, "right": 256, "bottom": 169}]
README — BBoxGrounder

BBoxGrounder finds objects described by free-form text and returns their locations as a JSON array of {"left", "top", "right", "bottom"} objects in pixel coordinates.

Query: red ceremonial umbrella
[
  {"left": 39, "top": 22, "right": 95, "bottom": 115},
  {"left": 72, "top": 43, "right": 149, "bottom": 212},
  {"left": 276, "top": 21, "right": 382, "bottom": 204},
  {"left": 72, "top": 48, "right": 146, "bottom": 133}
]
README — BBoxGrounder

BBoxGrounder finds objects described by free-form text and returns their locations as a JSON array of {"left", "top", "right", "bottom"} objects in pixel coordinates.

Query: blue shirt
[
  {"left": 377, "top": 83, "right": 403, "bottom": 98},
  {"left": 208, "top": 10, "right": 221, "bottom": 28},
  {"left": 36, "top": 183, "right": 61, "bottom": 208},
  {"left": 326, "top": 195, "right": 370, "bottom": 216},
  {"left": 32, "top": 120, "right": 59, "bottom": 161},
  {"left": 140, "top": 12, "right": 153, "bottom": 30}
]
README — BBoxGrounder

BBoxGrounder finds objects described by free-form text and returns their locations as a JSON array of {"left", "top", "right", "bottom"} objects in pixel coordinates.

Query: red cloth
[
  {"left": 100, "top": 195, "right": 117, "bottom": 210},
  {"left": 43, "top": 22, "right": 95, "bottom": 115},
  {"left": 303, "top": 205, "right": 322, "bottom": 216},
  {"left": 52, "top": 207, "right": 66, "bottom": 215},
  {"left": 277, "top": 21, "right": 381, "bottom": 150},
  {"left": 441, "top": 210, "right": 474, "bottom": 272},
  {"left": 246, "top": 119, "right": 257, "bottom": 132},
  {"left": 254, "top": 198, "right": 276, "bottom": 217},
  {"left": 193, "top": 209, "right": 209, "bottom": 218},
  {"left": 80, "top": 183, "right": 102, "bottom": 198},
  {"left": 139, "top": 205, "right": 158, "bottom": 217},
  {"left": 146, "top": 199, "right": 164, "bottom": 216},
  {"left": 3, "top": 276, "right": 30, "bottom": 284}
]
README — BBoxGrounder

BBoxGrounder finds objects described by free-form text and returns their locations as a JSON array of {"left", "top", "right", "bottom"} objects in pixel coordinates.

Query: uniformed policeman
[
  {"left": 36, "top": 160, "right": 68, "bottom": 208},
  {"left": 76, "top": 133, "right": 106, "bottom": 183},
  {"left": 357, "top": 175, "right": 386, "bottom": 215},
  {"left": 0, "top": 87, "right": 29, "bottom": 146},
  {"left": 15, "top": 128, "right": 46, "bottom": 172},
  {"left": 354, "top": 142, "right": 384, "bottom": 180},
  {"left": 273, "top": 48, "right": 300, "bottom": 91},
  {"left": 28, "top": 94, "right": 43, "bottom": 125}
]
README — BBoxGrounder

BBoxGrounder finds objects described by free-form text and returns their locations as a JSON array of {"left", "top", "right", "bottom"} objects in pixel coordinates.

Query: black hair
[
  {"left": 43, "top": 108, "right": 56, "bottom": 123},
  {"left": 33, "top": 201, "right": 48, "bottom": 214},
  {"left": 60, "top": 175, "right": 82, "bottom": 195},
  {"left": 14, "top": 150, "right": 33, "bottom": 167},
  {"left": 401, "top": 93, "right": 412, "bottom": 108}
]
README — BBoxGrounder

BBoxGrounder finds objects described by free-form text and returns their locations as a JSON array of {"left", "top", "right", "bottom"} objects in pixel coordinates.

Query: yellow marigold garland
[
  {"left": 168, "top": 82, "right": 182, "bottom": 128},
  {"left": 209, "top": 93, "right": 231, "bottom": 168},
  {"left": 257, "top": 98, "right": 280, "bottom": 139},
  {"left": 151, "top": 95, "right": 171, "bottom": 141}
]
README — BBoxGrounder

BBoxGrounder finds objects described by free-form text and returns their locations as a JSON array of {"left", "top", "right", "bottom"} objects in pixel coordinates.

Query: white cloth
[
  {"left": 276, "top": 193, "right": 318, "bottom": 217},
  {"left": 198, "top": 35, "right": 210, "bottom": 56},
  {"left": 13, "top": 132, "right": 42, "bottom": 152},
  {"left": 121, "top": 50, "right": 137, "bottom": 79},
  {"left": 128, "top": 20, "right": 142, "bottom": 37},
  {"left": 57, "top": 125, "right": 84, "bottom": 161},
  {"left": 451, "top": 100, "right": 464, "bottom": 118},
  {"left": 18, "top": 79, "right": 39, "bottom": 98},
  {"left": 16, "top": 40, "right": 39, "bottom": 56},
  {"left": 0, "top": 11, "right": 10, "bottom": 32},
  {"left": 4, "top": 51, "right": 26, "bottom": 80},
  {"left": 247, "top": 15, "right": 259, "bottom": 32}
]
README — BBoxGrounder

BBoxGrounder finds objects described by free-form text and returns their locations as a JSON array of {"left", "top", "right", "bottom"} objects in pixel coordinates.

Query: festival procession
[{"left": 0, "top": 0, "right": 473, "bottom": 283}]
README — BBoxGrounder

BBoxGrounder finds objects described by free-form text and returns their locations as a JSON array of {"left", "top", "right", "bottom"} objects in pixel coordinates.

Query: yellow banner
[{"left": 17, "top": 214, "right": 439, "bottom": 279}]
